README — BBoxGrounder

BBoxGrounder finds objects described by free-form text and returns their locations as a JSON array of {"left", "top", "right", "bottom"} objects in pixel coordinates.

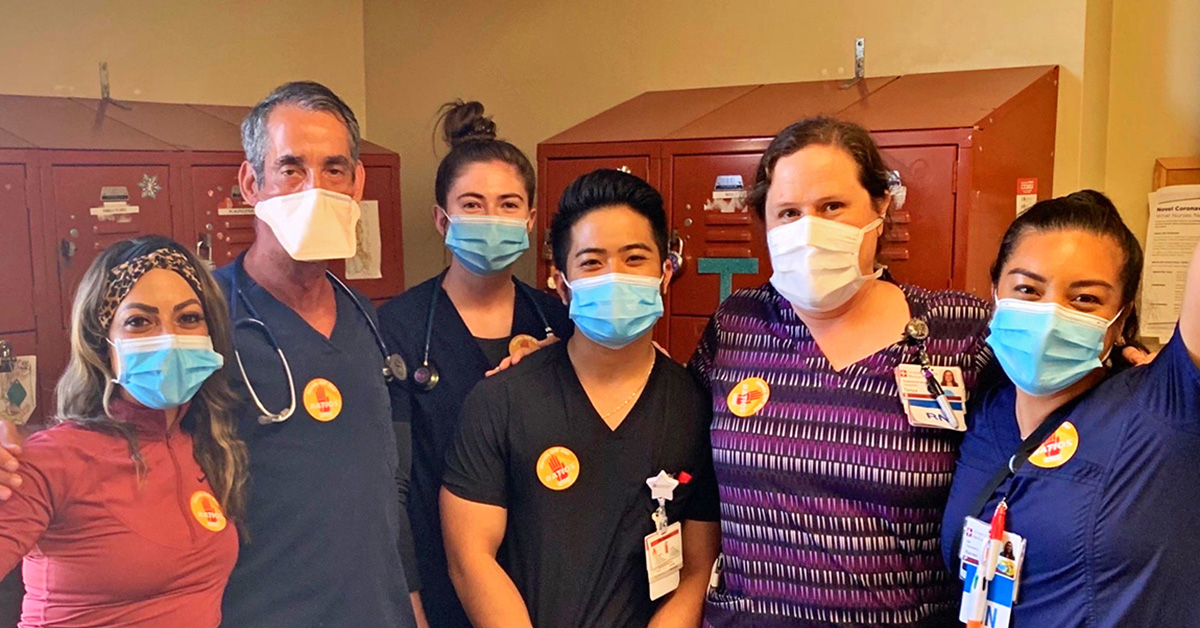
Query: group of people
[{"left": 0, "top": 80, "right": 1194, "bottom": 628}]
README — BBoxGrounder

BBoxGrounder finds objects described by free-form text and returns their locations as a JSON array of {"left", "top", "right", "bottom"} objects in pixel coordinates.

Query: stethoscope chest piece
[
  {"left": 385, "top": 354, "right": 407, "bottom": 382},
  {"left": 412, "top": 362, "right": 439, "bottom": 392}
]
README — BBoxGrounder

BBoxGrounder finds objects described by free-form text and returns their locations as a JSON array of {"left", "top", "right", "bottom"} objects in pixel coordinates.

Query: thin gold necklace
[{"left": 600, "top": 361, "right": 655, "bottom": 420}]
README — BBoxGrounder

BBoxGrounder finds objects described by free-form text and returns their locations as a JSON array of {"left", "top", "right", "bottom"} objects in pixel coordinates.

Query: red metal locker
[
  {"left": 47, "top": 161, "right": 178, "bottom": 327},
  {"left": 0, "top": 165, "right": 36, "bottom": 333},
  {"left": 539, "top": 66, "right": 1059, "bottom": 361}
]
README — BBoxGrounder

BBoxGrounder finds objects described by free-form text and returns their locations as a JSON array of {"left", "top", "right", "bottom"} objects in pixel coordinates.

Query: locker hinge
[{"left": 951, "top": 160, "right": 959, "bottom": 194}]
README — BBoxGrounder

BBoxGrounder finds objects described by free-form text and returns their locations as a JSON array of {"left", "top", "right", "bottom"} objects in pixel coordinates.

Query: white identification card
[
  {"left": 894, "top": 364, "right": 967, "bottom": 431},
  {"left": 958, "top": 516, "right": 1027, "bottom": 628},
  {"left": 645, "top": 521, "right": 683, "bottom": 600}
]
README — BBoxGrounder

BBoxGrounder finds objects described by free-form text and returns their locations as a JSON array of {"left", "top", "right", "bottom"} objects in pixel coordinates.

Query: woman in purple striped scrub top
[{"left": 688, "top": 117, "right": 993, "bottom": 628}]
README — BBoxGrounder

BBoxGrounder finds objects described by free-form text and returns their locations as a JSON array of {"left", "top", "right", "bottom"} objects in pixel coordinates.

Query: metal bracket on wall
[
  {"left": 840, "top": 38, "right": 866, "bottom": 90},
  {"left": 97, "top": 61, "right": 131, "bottom": 112}
]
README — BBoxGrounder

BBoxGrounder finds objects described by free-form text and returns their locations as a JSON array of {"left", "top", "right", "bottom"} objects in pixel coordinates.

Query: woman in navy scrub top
[
  {"left": 942, "top": 190, "right": 1200, "bottom": 627},
  {"left": 378, "top": 101, "right": 570, "bottom": 628}
]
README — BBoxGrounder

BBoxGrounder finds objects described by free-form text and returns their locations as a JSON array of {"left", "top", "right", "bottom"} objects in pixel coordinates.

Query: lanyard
[{"left": 950, "top": 390, "right": 1090, "bottom": 565}]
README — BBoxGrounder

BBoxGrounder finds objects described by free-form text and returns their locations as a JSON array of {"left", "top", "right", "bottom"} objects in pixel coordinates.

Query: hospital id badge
[
  {"left": 958, "top": 516, "right": 1026, "bottom": 628},
  {"left": 894, "top": 364, "right": 967, "bottom": 431},
  {"left": 644, "top": 521, "right": 683, "bottom": 600}
]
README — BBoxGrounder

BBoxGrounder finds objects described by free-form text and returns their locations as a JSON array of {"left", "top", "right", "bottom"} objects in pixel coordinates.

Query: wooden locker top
[
  {"left": 541, "top": 65, "right": 1058, "bottom": 147},
  {"left": 0, "top": 95, "right": 175, "bottom": 151},
  {"left": 0, "top": 96, "right": 398, "bottom": 155},
  {"left": 188, "top": 103, "right": 395, "bottom": 155},
  {"left": 543, "top": 84, "right": 759, "bottom": 145},
  {"left": 0, "top": 127, "right": 33, "bottom": 148},
  {"left": 666, "top": 77, "right": 897, "bottom": 140},
  {"left": 838, "top": 65, "right": 1058, "bottom": 131},
  {"left": 73, "top": 98, "right": 244, "bottom": 151}
]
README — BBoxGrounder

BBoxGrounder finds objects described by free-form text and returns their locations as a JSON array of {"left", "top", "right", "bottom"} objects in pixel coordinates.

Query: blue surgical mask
[
  {"left": 111, "top": 334, "right": 224, "bottom": 410},
  {"left": 442, "top": 210, "right": 530, "bottom": 276},
  {"left": 987, "top": 299, "right": 1120, "bottom": 396},
  {"left": 563, "top": 273, "right": 664, "bottom": 350}
]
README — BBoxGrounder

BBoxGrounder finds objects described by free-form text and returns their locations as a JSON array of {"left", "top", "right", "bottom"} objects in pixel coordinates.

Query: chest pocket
[{"left": 1002, "top": 458, "right": 1104, "bottom": 586}]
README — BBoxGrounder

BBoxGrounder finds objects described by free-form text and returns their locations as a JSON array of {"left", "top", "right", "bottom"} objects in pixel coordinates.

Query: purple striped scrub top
[{"left": 689, "top": 282, "right": 992, "bottom": 628}]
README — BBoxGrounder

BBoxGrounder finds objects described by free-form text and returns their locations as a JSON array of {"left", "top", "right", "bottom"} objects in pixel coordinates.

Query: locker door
[
  {"left": 877, "top": 145, "right": 957, "bottom": 290},
  {"left": 539, "top": 156, "right": 652, "bottom": 286},
  {"left": 50, "top": 164, "right": 174, "bottom": 327},
  {"left": 191, "top": 165, "right": 255, "bottom": 268},
  {"left": 329, "top": 164, "right": 405, "bottom": 300},
  {"left": 0, "top": 165, "right": 35, "bottom": 333},
  {"left": 668, "top": 152, "right": 767, "bottom": 360}
]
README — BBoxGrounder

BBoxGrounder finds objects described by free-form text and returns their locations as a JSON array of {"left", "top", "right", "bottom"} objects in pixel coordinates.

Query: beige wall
[
  {"left": 1104, "top": 0, "right": 1200, "bottom": 238},
  {"left": 365, "top": 0, "right": 1105, "bottom": 286},
  {"left": 0, "top": 0, "right": 368, "bottom": 130}
]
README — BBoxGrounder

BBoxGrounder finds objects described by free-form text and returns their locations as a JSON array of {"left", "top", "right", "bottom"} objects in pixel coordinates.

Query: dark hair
[
  {"left": 551, "top": 169, "right": 668, "bottom": 272},
  {"left": 242, "top": 81, "right": 361, "bottom": 180},
  {"left": 990, "top": 189, "right": 1144, "bottom": 352},
  {"left": 748, "top": 116, "right": 891, "bottom": 219},
  {"left": 434, "top": 100, "right": 536, "bottom": 208}
]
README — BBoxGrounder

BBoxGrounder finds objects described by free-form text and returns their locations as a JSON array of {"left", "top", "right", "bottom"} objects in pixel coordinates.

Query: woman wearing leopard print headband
[{"left": 0, "top": 235, "right": 248, "bottom": 628}]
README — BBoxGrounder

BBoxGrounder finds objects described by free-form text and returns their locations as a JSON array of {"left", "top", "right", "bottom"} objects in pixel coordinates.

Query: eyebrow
[
  {"left": 1007, "top": 268, "right": 1045, "bottom": 282},
  {"left": 1008, "top": 268, "right": 1115, "bottom": 290},
  {"left": 455, "top": 192, "right": 527, "bottom": 202},
  {"left": 324, "top": 155, "right": 352, "bottom": 169},
  {"left": 274, "top": 154, "right": 305, "bottom": 169},
  {"left": 573, "top": 243, "right": 654, "bottom": 258},
  {"left": 119, "top": 299, "right": 202, "bottom": 316}
]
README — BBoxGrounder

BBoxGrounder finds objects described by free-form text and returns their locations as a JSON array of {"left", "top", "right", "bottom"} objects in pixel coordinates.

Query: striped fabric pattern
[{"left": 690, "top": 282, "right": 992, "bottom": 628}]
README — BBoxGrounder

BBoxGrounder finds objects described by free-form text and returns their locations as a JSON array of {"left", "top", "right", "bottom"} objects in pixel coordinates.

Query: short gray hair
[{"left": 241, "top": 81, "right": 362, "bottom": 179}]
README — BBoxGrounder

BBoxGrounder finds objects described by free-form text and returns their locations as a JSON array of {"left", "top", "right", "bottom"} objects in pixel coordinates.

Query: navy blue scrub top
[
  {"left": 942, "top": 329, "right": 1200, "bottom": 628},
  {"left": 214, "top": 257, "right": 415, "bottom": 628},
  {"left": 378, "top": 274, "right": 571, "bottom": 628}
]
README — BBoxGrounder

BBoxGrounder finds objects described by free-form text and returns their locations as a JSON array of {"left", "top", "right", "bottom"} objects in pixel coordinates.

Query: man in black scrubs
[
  {"left": 441, "top": 169, "right": 721, "bottom": 628},
  {"left": 211, "top": 82, "right": 418, "bottom": 628}
]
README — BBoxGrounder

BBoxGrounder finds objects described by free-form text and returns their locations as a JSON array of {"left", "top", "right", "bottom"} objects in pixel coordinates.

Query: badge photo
[
  {"left": 536, "top": 446, "right": 580, "bottom": 491},
  {"left": 303, "top": 378, "right": 343, "bottom": 422}
]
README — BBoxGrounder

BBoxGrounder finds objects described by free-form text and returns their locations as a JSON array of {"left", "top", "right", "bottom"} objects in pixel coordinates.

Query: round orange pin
[
  {"left": 536, "top": 446, "right": 580, "bottom": 491},
  {"left": 303, "top": 378, "right": 343, "bottom": 422},
  {"left": 1029, "top": 421, "right": 1079, "bottom": 469},
  {"left": 190, "top": 490, "right": 227, "bottom": 533},
  {"left": 508, "top": 334, "right": 540, "bottom": 357},
  {"left": 727, "top": 377, "right": 770, "bottom": 417}
]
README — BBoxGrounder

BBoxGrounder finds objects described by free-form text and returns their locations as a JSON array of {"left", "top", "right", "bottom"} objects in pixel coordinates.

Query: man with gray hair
[{"left": 211, "top": 81, "right": 420, "bottom": 628}]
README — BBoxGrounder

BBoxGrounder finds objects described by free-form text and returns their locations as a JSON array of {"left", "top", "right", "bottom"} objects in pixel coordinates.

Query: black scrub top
[
  {"left": 378, "top": 274, "right": 571, "bottom": 628},
  {"left": 443, "top": 342, "right": 720, "bottom": 628},
  {"left": 213, "top": 257, "right": 415, "bottom": 628}
]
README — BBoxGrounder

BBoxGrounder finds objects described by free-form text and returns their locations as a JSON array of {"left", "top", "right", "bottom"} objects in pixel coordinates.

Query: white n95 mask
[
  {"left": 255, "top": 188, "right": 362, "bottom": 261},
  {"left": 767, "top": 216, "right": 883, "bottom": 312}
]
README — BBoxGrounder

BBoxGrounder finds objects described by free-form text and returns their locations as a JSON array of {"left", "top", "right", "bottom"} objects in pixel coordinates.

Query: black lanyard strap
[{"left": 950, "top": 391, "right": 1091, "bottom": 565}]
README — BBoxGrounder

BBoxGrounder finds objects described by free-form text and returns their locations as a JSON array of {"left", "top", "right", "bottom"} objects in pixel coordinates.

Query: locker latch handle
[
  {"left": 60, "top": 239, "right": 77, "bottom": 260},
  {"left": 0, "top": 340, "right": 13, "bottom": 374},
  {"left": 197, "top": 233, "right": 215, "bottom": 270},
  {"left": 668, "top": 230, "right": 685, "bottom": 279}
]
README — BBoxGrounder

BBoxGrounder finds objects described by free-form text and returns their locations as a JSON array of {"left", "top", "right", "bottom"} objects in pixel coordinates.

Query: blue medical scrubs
[
  {"left": 942, "top": 329, "right": 1200, "bottom": 627},
  {"left": 214, "top": 257, "right": 416, "bottom": 628},
  {"left": 378, "top": 274, "right": 570, "bottom": 628}
]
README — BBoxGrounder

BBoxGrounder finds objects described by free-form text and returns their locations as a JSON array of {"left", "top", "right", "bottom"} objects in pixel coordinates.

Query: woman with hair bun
[{"left": 378, "top": 101, "right": 572, "bottom": 628}]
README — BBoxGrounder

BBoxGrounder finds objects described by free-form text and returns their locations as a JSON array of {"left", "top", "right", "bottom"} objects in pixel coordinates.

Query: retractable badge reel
[
  {"left": 644, "top": 471, "right": 685, "bottom": 600},
  {"left": 894, "top": 319, "right": 967, "bottom": 431}
]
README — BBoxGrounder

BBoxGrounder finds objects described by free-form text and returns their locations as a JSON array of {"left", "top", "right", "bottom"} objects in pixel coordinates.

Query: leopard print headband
[{"left": 97, "top": 248, "right": 205, "bottom": 330}]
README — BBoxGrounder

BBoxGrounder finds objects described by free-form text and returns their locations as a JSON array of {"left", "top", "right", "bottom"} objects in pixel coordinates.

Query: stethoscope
[
  {"left": 410, "top": 271, "right": 553, "bottom": 392},
  {"left": 230, "top": 263, "right": 406, "bottom": 425}
]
